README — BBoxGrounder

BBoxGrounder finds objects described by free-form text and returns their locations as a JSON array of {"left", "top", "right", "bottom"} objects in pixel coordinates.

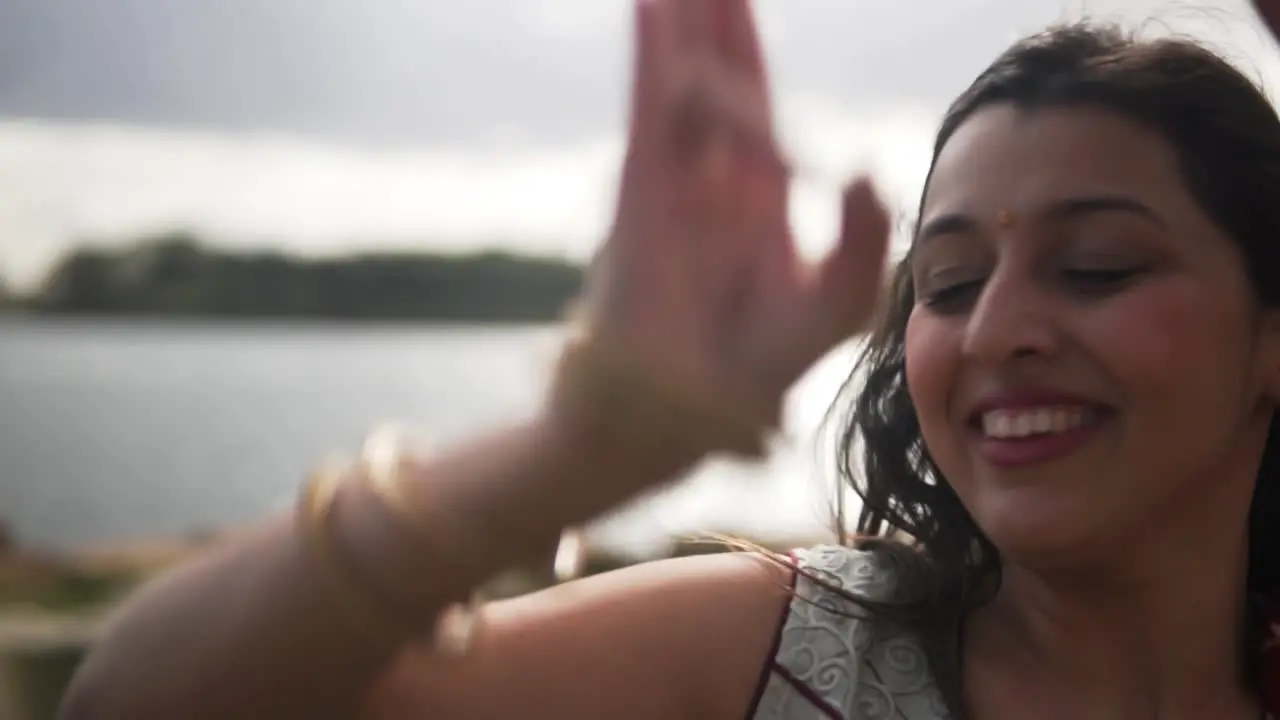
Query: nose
[{"left": 961, "top": 267, "right": 1060, "bottom": 363}]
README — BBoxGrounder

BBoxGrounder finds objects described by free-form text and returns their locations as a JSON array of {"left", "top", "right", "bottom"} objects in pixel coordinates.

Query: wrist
[
  {"left": 545, "top": 334, "right": 776, "bottom": 466},
  {"left": 323, "top": 365, "right": 718, "bottom": 616},
  {"left": 534, "top": 402, "right": 704, "bottom": 507},
  {"left": 305, "top": 410, "right": 705, "bottom": 650},
  {"left": 364, "top": 415, "right": 688, "bottom": 583}
]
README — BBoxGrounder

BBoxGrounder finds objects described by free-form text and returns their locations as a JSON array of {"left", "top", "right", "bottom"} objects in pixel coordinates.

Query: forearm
[
  {"left": 60, "top": 416, "right": 697, "bottom": 720},
  {"left": 61, "top": 516, "right": 392, "bottom": 720}
]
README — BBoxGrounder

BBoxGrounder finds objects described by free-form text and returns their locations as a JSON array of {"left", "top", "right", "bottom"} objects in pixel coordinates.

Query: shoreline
[{"left": 0, "top": 312, "right": 566, "bottom": 331}]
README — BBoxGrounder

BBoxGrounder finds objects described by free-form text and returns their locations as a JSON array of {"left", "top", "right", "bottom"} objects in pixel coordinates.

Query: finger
[
  {"left": 631, "top": 0, "right": 778, "bottom": 171},
  {"left": 627, "top": 0, "right": 673, "bottom": 148},
  {"left": 684, "top": 0, "right": 775, "bottom": 151},
  {"left": 666, "top": 59, "right": 785, "bottom": 173},
  {"left": 713, "top": 0, "right": 771, "bottom": 100},
  {"left": 670, "top": 0, "right": 716, "bottom": 57},
  {"left": 811, "top": 177, "right": 892, "bottom": 340},
  {"left": 712, "top": 1, "right": 776, "bottom": 155}
]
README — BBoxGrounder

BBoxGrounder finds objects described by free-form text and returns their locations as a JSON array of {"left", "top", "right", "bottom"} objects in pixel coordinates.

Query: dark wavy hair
[{"left": 836, "top": 21, "right": 1280, "bottom": 716}]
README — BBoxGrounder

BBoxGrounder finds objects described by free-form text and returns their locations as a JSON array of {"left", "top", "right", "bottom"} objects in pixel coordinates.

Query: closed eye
[
  {"left": 1062, "top": 267, "right": 1147, "bottom": 292},
  {"left": 920, "top": 279, "right": 984, "bottom": 312}
]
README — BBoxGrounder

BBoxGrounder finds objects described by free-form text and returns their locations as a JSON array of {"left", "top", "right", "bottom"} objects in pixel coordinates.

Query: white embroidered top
[
  {"left": 746, "top": 545, "right": 1280, "bottom": 720},
  {"left": 748, "top": 545, "right": 951, "bottom": 720}
]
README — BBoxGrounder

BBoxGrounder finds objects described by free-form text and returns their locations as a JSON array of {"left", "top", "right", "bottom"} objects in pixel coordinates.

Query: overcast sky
[{"left": 1, "top": 0, "right": 1278, "bottom": 289}]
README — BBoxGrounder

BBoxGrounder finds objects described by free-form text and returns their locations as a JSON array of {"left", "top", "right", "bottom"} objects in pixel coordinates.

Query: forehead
[{"left": 921, "top": 104, "right": 1188, "bottom": 220}]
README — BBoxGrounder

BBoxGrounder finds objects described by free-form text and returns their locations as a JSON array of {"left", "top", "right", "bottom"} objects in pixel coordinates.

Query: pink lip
[
  {"left": 965, "top": 388, "right": 1112, "bottom": 469},
  {"left": 966, "top": 388, "right": 1105, "bottom": 418},
  {"left": 973, "top": 425, "right": 1103, "bottom": 468}
]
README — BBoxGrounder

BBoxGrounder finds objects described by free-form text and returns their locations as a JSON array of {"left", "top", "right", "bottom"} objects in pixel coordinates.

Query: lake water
[{"left": 0, "top": 317, "right": 861, "bottom": 557}]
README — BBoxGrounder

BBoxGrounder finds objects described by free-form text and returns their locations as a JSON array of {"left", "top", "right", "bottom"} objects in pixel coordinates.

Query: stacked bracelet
[
  {"left": 295, "top": 322, "right": 776, "bottom": 655},
  {"left": 296, "top": 425, "right": 587, "bottom": 656},
  {"left": 296, "top": 463, "right": 438, "bottom": 648}
]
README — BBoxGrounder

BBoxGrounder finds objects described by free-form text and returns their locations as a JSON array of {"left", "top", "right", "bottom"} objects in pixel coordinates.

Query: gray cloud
[
  {"left": 0, "top": 0, "right": 632, "bottom": 145},
  {"left": 3, "top": 0, "right": 1263, "bottom": 147}
]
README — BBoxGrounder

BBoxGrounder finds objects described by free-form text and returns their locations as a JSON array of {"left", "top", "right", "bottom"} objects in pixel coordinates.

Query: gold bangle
[
  {"left": 296, "top": 458, "right": 482, "bottom": 656},
  {"left": 358, "top": 425, "right": 486, "bottom": 656},
  {"left": 360, "top": 425, "right": 434, "bottom": 530},
  {"left": 359, "top": 425, "right": 587, "bottom": 622},
  {"left": 296, "top": 463, "right": 429, "bottom": 647},
  {"left": 553, "top": 527, "right": 586, "bottom": 583}
]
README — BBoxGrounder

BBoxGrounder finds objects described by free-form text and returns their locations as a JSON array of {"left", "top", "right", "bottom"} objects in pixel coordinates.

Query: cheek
[
  {"left": 904, "top": 308, "right": 962, "bottom": 458},
  {"left": 1082, "top": 282, "right": 1252, "bottom": 412}
]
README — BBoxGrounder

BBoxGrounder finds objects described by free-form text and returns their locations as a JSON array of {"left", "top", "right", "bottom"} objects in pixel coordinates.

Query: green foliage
[
  {"left": 0, "top": 570, "right": 142, "bottom": 614},
  {"left": 4, "top": 647, "right": 84, "bottom": 720},
  {"left": 30, "top": 232, "right": 586, "bottom": 322}
]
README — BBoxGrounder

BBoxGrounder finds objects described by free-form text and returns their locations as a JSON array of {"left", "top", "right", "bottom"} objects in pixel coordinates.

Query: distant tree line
[{"left": 14, "top": 232, "right": 586, "bottom": 323}]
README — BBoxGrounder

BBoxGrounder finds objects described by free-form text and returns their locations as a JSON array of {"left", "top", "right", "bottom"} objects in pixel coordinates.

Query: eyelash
[
  {"left": 1061, "top": 267, "right": 1145, "bottom": 289},
  {"left": 921, "top": 267, "right": 1147, "bottom": 312},
  {"left": 921, "top": 280, "right": 982, "bottom": 311}
]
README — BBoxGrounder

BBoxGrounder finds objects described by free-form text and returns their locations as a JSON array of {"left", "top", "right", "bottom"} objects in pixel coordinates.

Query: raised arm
[
  {"left": 60, "top": 0, "right": 889, "bottom": 717},
  {"left": 61, "top": 415, "right": 791, "bottom": 720}
]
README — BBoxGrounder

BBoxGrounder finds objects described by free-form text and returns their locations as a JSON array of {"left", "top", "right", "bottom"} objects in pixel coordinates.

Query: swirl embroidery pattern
[{"left": 750, "top": 546, "right": 951, "bottom": 720}]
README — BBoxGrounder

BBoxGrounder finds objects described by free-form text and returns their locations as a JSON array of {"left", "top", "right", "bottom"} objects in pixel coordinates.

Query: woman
[{"left": 59, "top": 1, "right": 1280, "bottom": 718}]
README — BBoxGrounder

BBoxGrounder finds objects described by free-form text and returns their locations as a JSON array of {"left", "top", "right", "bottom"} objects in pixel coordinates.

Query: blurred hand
[{"left": 572, "top": 0, "right": 890, "bottom": 433}]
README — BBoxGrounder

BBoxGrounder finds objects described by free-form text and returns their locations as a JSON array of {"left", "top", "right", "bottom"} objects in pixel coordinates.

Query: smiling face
[{"left": 904, "top": 103, "right": 1280, "bottom": 564}]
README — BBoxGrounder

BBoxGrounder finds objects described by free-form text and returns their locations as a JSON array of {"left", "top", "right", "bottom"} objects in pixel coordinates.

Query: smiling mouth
[{"left": 975, "top": 406, "right": 1104, "bottom": 440}]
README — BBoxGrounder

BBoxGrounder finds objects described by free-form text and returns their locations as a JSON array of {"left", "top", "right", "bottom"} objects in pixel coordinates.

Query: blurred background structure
[{"left": 2, "top": 1, "right": 1280, "bottom": 717}]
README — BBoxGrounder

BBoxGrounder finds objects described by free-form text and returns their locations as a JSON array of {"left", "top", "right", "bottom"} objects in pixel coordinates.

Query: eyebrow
[{"left": 916, "top": 195, "right": 1166, "bottom": 245}]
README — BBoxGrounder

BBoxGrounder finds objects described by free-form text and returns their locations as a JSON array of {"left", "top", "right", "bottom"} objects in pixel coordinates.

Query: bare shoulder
[{"left": 361, "top": 550, "right": 796, "bottom": 720}]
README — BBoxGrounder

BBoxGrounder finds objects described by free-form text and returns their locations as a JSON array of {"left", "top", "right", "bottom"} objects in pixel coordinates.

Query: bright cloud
[{"left": 0, "top": 96, "right": 940, "bottom": 292}]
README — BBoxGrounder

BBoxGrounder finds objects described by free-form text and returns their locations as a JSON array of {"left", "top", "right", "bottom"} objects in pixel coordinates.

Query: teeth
[{"left": 981, "top": 407, "right": 1090, "bottom": 439}]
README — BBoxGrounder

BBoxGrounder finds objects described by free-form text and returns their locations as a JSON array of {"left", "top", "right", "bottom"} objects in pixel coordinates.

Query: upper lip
[{"left": 964, "top": 387, "right": 1109, "bottom": 425}]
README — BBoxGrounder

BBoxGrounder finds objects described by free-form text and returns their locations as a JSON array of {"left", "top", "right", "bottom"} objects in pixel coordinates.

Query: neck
[{"left": 965, "top": 495, "right": 1258, "bottom": 719}]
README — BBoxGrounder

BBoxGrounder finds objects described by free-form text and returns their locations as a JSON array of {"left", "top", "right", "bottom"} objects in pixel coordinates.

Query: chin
[{"left": 968, "top": 485, "right": 1119, "bottom": 571}]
